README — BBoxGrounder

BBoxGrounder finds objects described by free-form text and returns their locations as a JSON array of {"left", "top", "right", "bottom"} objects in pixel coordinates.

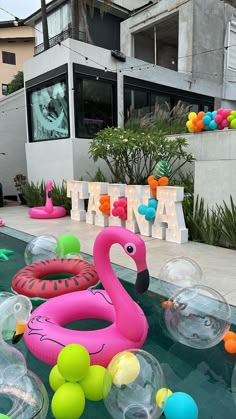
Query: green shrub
[
  {"left": 218, "top": 196, "right": 236, "bottom": 249},
  {"left": 89, "top": 127, "right": 194, "bottom": 185}
]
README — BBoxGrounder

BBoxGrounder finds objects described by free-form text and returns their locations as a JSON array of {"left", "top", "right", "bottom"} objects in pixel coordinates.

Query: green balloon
[
  {"left": 80, "top": 365, "right": 111, "bottom": 401},
  {"left": 230, "top": 118, "right": 236, "bottom": 129},
  {"left": 0, "top": 415, "right": 11, "bottom": 419},
  {"left": 57, "top": 234, "right": 80, "bottom": 256},
  {"left": 51, "top": 382, "right": 85, "bottom": 419},
  {"left": 49, "top": 364, "right": 66, "bottom": 391},
  {"left": 227, "top": 114, "right": 234, "bottom": 123},
  {"left": 57, "top": 344, "right": 90, "bottom": 382}
]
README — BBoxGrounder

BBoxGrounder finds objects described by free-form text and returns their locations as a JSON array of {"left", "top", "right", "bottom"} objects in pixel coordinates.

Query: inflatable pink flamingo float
[
  {"left": 28, "top": 180, "right": 66, "bottom": 219},
  {"left": 24, "top": 227, "right": 150, "bottom": 367}
]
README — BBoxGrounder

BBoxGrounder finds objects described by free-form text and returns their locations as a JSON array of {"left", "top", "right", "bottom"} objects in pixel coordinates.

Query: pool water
[{"left": 0, "top": 231, "right": 236, "bottom": 418}]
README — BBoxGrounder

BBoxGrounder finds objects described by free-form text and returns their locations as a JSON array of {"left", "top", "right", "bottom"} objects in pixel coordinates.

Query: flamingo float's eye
[{"left": 125, "top": 243, "right": 136, "bottom": 255}]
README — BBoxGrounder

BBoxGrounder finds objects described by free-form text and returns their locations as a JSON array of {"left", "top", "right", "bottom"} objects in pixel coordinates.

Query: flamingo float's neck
[
  {"left": 93, "top": 229, "right": 147, "bottom": 342},
  {"left": 45, "top": 181, "right": 53, "bottom": 213}
]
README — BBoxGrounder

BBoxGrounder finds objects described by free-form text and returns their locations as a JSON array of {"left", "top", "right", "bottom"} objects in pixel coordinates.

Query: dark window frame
[
  {"left": 73, "top": 63, "right": 117, "bottom": 139},
  {"left": 123, "top": 76, "right": 214, "bottom": 119},
  {"left": 26, "top": 64, "right": 70, "bottom": 142},
  {"left": 2, "top": 51, "right": 16, "bottom": 65}
]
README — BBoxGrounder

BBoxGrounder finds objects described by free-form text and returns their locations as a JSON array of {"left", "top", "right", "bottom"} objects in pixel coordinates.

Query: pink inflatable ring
[{"left": 11, "top": 259, "right": 99, "bottom": 301}]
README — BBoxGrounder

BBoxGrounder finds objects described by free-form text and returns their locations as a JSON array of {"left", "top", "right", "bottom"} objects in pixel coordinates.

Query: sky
[{"left": 0, "top": 0, "right": 51, "bottom": 21}]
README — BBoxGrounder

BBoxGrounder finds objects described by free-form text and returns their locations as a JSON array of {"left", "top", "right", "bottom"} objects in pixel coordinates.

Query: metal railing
[{"left": 34, "top": 28, "right": 87, "bottom": 55}]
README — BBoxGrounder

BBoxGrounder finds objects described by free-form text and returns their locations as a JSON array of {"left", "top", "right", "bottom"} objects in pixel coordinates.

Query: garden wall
[{"left": 179, "top": 130, "right": 236, "bottom": 209}]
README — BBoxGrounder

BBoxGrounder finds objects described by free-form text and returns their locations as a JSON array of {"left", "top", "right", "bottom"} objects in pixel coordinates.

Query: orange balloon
[
  {"left": 197, "top": 120, "right": 205, "bottom": 130},
  {"left": 150, "top": 179, "right": 159, "bottom": 189},
  {"left": 148, "top": 175, "right": 155, "bottom": 183},
  {"left": 100, "top": 196, "right": 107, "bottom": 204},
  {"left": 224, "top": 339, "right": 236, "bottom": 354},
  {"left": 158, "top": 176, "right": 169, "bottom": 186},
  {"left": 192, "top": 117, "right": 199, "bottom": 125},
  {"left": 198, "top": 111, "right": 205, "bottom": 120},
  {"left": 194, "top": 125, "right": 201, "bottom": 133},
  {"left": 223, "top": 331, "right": 236, "bottom": 342}
]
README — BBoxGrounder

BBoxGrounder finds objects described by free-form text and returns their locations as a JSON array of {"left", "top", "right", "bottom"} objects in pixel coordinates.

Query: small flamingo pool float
[
  {"left": 11, "top": 258, "right": 99, "bottom": 301},
  {"left": 24, "top": 227, "right": 150, "bottom": 367},
  {"left": 28, "top": 180, "right": 66, "bottom": 219}
]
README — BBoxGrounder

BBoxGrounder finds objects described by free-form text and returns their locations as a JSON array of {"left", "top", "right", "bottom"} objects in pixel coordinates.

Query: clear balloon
[
  {"left": 104, "top": 349, "right": 166, "bottom": 419},
  {"left": 158, "top": 256, "right": 202, "bottom": 297},
  {"left": 165, "top": 285, "right": 231, "bottom": 349},
  {"left": 24, "top": 235, "right": 63, "bottom": 265}
]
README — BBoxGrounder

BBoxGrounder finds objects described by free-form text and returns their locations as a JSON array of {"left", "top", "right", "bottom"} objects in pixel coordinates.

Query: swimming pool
[{"left": 0, "top": 229, "right": 236, "bottom": 418}]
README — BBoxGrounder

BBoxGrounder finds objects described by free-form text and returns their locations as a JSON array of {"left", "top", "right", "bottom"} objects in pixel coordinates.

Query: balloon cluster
[
  {"left": 99, "top": 196, "right": 110, "bottom": 216},
  {"left": 111, "top": 198, "right": 127, "bottom": 220},
  {"left": 49, "top": 344, "right": 111, "bottom": 419},
  {"left": 138, "top": 198, "right": 158, "bottom": 221},
  {"left": 186, "top": 108, "right": 236, "bottom": 133},
  {"left": 147, "top": 160, "right": 171, "bottom": 197}
]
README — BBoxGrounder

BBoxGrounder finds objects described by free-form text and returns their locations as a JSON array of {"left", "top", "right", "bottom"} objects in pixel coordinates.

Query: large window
[
  {"left": 27, "top": 77, "right": 69, "bottom": 142},
  {"left": 74, "top": 65, "right": 117, "bottom": 138},
  {"left": 124, "top": 76, "right": 214, "bottom": 122}
]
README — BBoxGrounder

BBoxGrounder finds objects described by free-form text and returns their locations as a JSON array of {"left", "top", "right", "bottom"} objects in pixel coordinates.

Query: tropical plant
[
  {"left": 89, "top": 127, "right": 194, "bottom": 185},
  {"left": 218, "top": 196, "right": 236, "bottom": 249},
  {"left": 13, "top": 174, "right": 27, "bottom": 193},
  {"left": 125, "top": 101, "right": 190, "bottom": 135},
  {"left": 8, "top": 72, "right": 24, "bottom": 94}
]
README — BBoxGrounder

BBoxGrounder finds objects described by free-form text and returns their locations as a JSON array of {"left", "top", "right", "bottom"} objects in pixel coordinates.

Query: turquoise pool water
[{"left": 0, "top": 230, "right": 236, "bottom": 418}]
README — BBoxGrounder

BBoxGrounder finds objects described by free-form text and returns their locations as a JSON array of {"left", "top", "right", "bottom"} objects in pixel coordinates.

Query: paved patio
[{"left": 1, "top": 204, "right": 236, "bottom": 305}]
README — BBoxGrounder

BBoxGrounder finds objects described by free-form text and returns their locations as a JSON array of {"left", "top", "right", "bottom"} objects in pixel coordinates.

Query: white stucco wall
[{"left": 0, "top": 89, "right": 27, "bottom": 197}]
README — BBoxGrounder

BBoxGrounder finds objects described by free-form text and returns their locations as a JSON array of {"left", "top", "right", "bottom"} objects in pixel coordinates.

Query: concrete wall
[
  {"left": 0, "top": 89, "right": 27, "bottom": 196},
  {"left": 174, "top": 129, "right": 236, "bottom": 209}
]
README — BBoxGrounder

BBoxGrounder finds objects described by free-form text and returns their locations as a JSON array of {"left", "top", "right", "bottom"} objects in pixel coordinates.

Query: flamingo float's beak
[
  {"left": 12, "top": 321, "right": 28, "bottom": 344},
  {"left": 135, "top": 269, "right": 150, "bottom": 294}
]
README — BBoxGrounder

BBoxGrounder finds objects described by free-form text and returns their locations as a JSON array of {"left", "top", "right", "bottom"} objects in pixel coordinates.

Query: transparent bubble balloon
[
  {"left": 159, "top": 257, "right": 202, "bottom": 297},
  {"left": 65, "top": 252, "right": 83, "bottom": 260},
  {"left": 24, "top": 235, "right": 64, "bottom": 265},
  {"left": 104, "top": 349, "right": 166, "bottom": 419},
  {"left": 165, "top": 285, "right": 231, "bottom": 349}
]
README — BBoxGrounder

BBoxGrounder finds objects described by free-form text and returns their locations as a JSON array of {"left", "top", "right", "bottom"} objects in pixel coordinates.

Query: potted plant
[{"left": 13, "top": 174, "right": 27, "bottom": 205}]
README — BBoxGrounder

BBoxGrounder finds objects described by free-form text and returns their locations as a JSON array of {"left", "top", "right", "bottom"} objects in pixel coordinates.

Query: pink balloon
[
  {"left": 217, "top": 123, "right": 224, "bottom": 130},
  {"left": 222, "top": 119, "right": 229, "bottom": 128},
  {"left": 112, "top": 208, "right": 118, "bottom": 216},
  {"left": 222, "top": 109, "right": 231, "bottom": 118},
  {"left": 217, "top": 108, "right": 224, "bottom": 114},
  {"left": 215, "top": 114, "right": 223, "bottom": 123},
  {"left": 119, "top": 198, "right": 127, "bottom": 208}
]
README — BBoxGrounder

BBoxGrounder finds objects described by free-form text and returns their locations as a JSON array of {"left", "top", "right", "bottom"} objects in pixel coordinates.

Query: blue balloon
[
  {"left": 145, "top": 207, "right": 156, "bottom": 221},
  {"left": 209, "top": 120, "right": 218, "bottom": 130},
  {"left": 211, "top": 110, "right": 217, "bottom": 118},
  {"left": 164, "top": 392, "right": 198, "bottom": 419},
  {"left": 205, "top": 111, "right": 213, "bottom": 118},
  {"left": 138, "top": 204, "right": 147, "bottom": 215},
  {"left": 202, "top": 115, "right": 211, "bottom": 125},
  {"left": 148, "top": 199, "right": 158, "bottom": 210},
  {"left": 205, "top": 124, "right": 210, "bottom": 130}
]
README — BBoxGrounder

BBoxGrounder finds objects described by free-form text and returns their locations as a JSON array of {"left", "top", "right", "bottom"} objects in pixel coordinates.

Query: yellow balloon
[
  {"left": 156, "top": 388, "right": 173, "bottom": 408},
  {"left": 188, "top": 112, "right": 197, "bottom": 120},
  {"left": 186, "top": 120, "right": 192, "bottom": 128},
  {"left": 107, "top": 351, "right": 140, "bottom": 386}
]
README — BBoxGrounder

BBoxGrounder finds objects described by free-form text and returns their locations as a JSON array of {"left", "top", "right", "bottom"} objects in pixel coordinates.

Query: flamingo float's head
[
  {"left": 46, "top": 180, "right": 53, "bottom": 197},
  {"left": 95, "top": 227, "right": 150, "bottom": 294},
  {"left": 12, "top": 295, "right": 32, "bottom": 344}
]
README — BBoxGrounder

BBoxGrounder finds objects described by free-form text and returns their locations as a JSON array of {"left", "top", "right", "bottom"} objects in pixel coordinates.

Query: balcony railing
[{"left": 34, "top": 28, "right": 87, "bottom": 55}]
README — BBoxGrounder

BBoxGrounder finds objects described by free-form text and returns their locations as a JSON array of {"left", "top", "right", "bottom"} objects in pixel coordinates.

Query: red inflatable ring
[{"left": 11, "top": 258, "right": 99, "bottom": 301}]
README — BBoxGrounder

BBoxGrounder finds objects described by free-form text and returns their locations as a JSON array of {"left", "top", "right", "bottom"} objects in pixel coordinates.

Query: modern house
[
  {"left": 0, "top": 0, "right": 235, "bottom": 200},
  {"left": 0, "top": 20, "right": 34, "bottom": 96}
]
